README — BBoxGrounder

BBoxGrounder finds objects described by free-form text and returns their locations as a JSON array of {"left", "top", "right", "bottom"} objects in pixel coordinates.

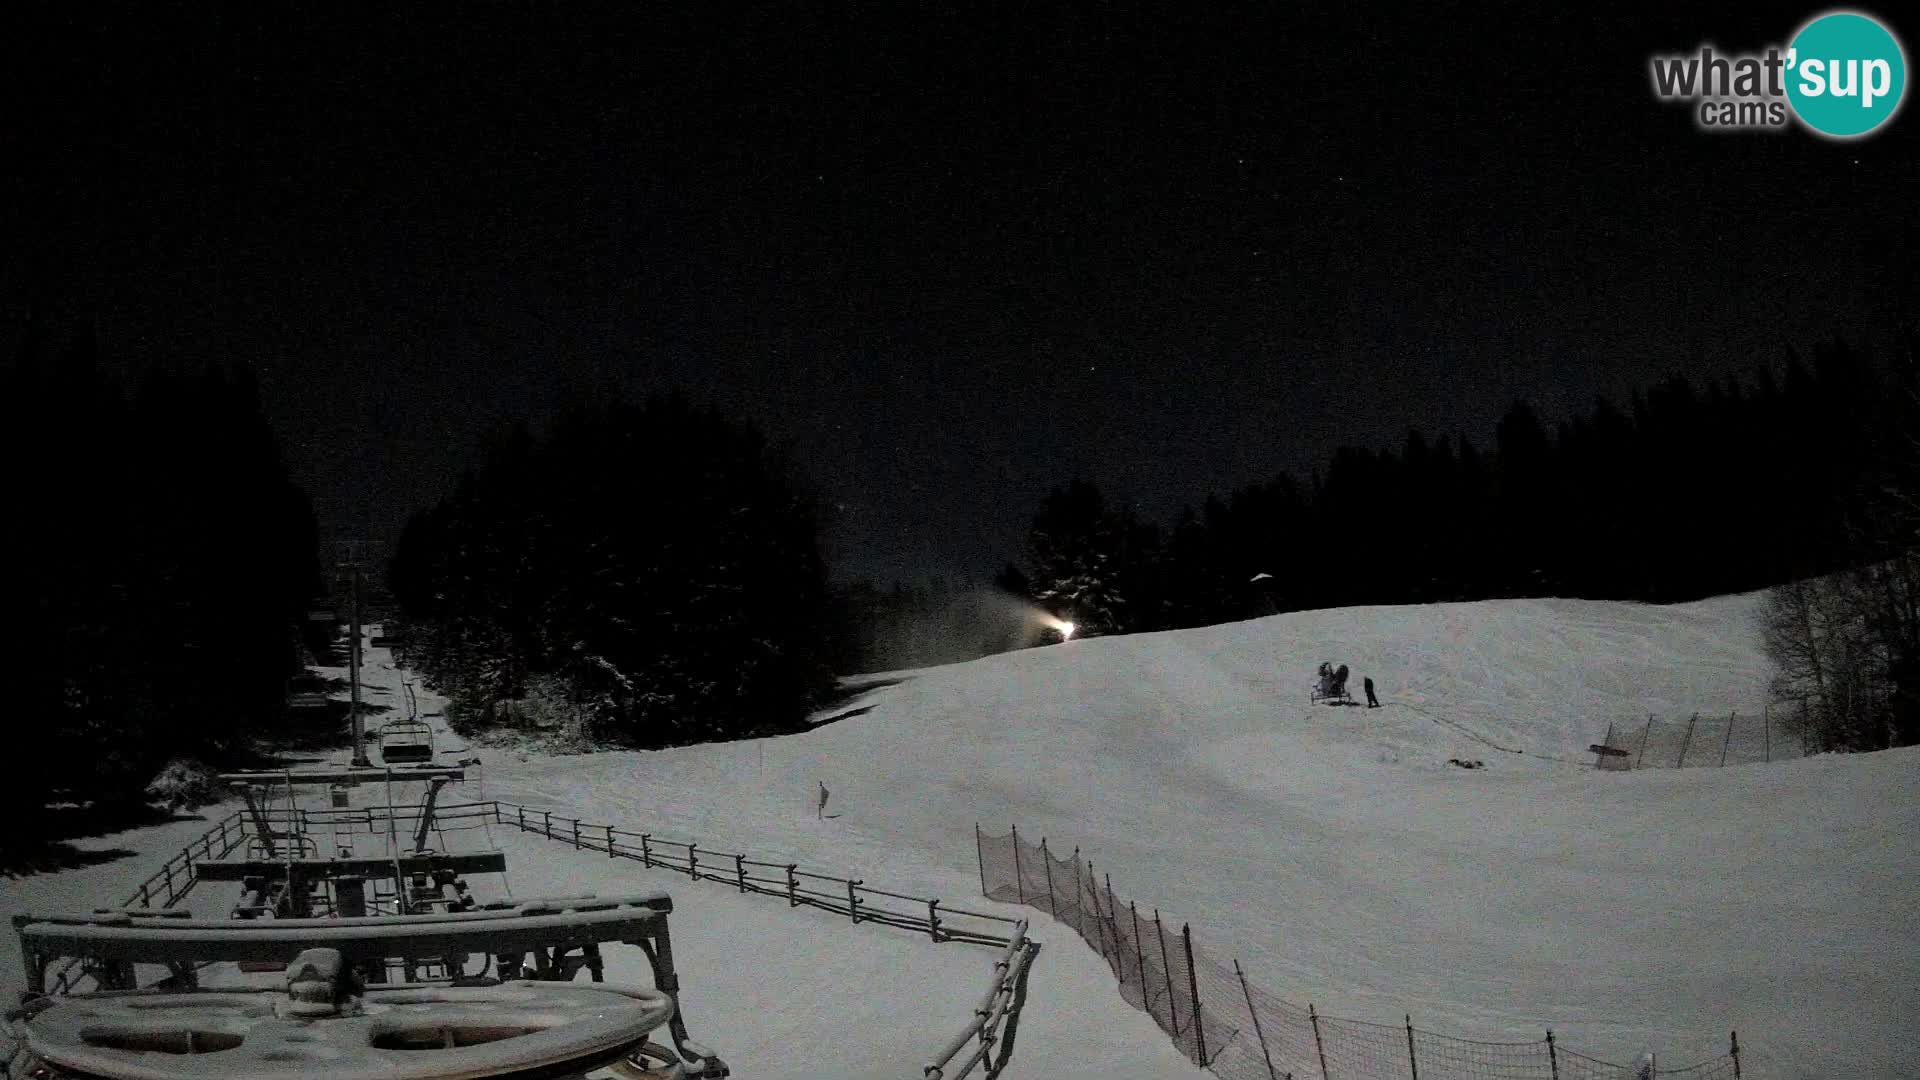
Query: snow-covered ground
[{"left": 5, "top": 592, "right": 1916, "bottom": 1078}]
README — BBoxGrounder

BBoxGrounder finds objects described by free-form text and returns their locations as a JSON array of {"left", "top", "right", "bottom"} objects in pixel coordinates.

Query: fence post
[
  {"left": 1406, "top": 1015, "right": 1418, "bottom": 1080},
  {"left": 139, "top": 882, "right": 150, "bottom": 908},
  {"left": 847, "top": 879, "right": 862, "bottom": 924},
  {"left": 927, "top": 898, "right": 941, "bottom": 942},
  {"left": 1183, "top": 923, "right": 1207, "bottom": 1064},
  {"left": 1155, "top": 911, "right": 1180, "bottom": 1034},
  {"left": 736, "top": 854, "right": 747, "bottom": 893},
  {"left": 1598, "top": 721, "right": 1615, "bottom": 768},
  {"left": 1041, "top": 838, "right": 1058, "bottom": 916},
  {"left": 786, "top": 864, "right": 799, "bottom": 907},
  {"left": 1071, "top": 847, "right": 1084, "bottom": 934},
  {"left": 1131, "top": 902, "right": 1148, "bottom": 1001},
  {"left": 686, "top": 843, "right": 699, "bottom": 881},
  {"left": 517, "top": 806, "right": 526, "bottom": 831},
  {"left": 1098, "top": 864, "right": 1113, "bottom": 957},
  {"left": 543, "top": 810, "right": 552, "bottom": 839},
  {"left": 572, "top": 818, "right": 581, "bottom": 850},
  {"left": 1086, "top": 863, "right": 1102, "bottom": 956},
  {"left": 640, "top": 834, "right": 652, "bottom": 868},
  {"left": 1309, "top": 1004, "right": 1330, "bottom": 1080},
  {"left": 1106, "top": 875, "right": 1121, "bottom": 967},
  {"left": 1730, "top": 1031, "right": 1741, "bottom": 1078},
  {"left": 1720, "top": 711, "right": 1736, "bottom": 766},
  {"left": 975, "top": 824, "right": 988, "bottom": 898},
  {"left": 1636, "top": 714, "right": 1653, "bottom": 767},
  {"left": 1676, "top": 713, "right": 1697, "bottom": 767},
  {"left": 1764, "top": 705, "right": 1771, "bottom": 763},
  {"left": 607, "top": 824, "right": 616, "bottom": 857},
  {"left": 1547, "top": 1030, "right": 1559, "bottom": 1080},
  {"left": 1011, "top": 825, "right": 1025, "bottom": 905},
  {"left": 1235, "top": 960, "right": 1280, "bottom": 1080}
]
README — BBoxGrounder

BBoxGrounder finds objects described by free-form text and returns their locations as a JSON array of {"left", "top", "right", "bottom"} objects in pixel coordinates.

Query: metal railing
[
  {"left": 33, "top": 810, "right": 249, "bottom": 998},
  {"left": 485, "top": 800, "right": 1041, "bottom": 1080}
]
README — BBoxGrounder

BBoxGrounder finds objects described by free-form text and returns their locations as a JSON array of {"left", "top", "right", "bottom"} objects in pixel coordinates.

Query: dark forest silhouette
[
  {"left": 5, "top": 325, "right": 321, "bottom": 831},
  {"left": 1007, "top": 340, "right": 1902, "bottom": 635},
  {"left": 388, "top": 395, "right": 837, "bottom": 747},
  {"left": 10, "top": 321, "right": 1913, "bottom": 777}
]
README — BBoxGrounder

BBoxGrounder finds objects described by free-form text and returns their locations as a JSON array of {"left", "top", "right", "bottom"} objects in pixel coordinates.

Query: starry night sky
[{"left": 6, "top": 3, "right": 1916, "bottom": 583}]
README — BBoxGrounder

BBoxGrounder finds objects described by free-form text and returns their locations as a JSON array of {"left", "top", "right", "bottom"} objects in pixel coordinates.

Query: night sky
[{"left": 7, "top": 3, "right": 1916, "bottom": 584}]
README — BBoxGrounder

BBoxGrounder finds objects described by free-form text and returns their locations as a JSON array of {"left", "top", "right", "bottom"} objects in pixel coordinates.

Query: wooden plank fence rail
[{"left": 481, "top": 801, "right": 1038, "bottom": 1080}]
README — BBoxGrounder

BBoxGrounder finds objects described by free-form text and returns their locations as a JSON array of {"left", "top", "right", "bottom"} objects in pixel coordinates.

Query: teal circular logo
[{"left": 1786, "top": 12, "right": 1907, "bottom": 137}]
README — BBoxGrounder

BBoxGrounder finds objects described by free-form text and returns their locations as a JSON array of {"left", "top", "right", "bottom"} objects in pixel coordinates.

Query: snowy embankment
[
  {"left": 479, "top": 593, "right": 1917, "bottom": 1079},
  {"left": 3, "top": 593, "right": 1913, "bottom": 1078}
]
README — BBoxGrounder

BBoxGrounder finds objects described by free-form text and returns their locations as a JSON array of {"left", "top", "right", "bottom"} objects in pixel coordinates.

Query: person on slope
[
  {"left": 1364, "top": 676, "right": 1379, "bottom": 708},
  {"left": 818, "top": 780, "right": 830, "bottom": 820}
]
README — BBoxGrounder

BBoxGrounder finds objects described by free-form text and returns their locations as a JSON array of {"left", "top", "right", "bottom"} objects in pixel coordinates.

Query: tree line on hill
[
  {"left": 1005, "top": 342, "right": 1885, "bottom": 634},
  {"left": 11, "top": 320, "right": 1909, "bottom": 806},
  {"left": 4, "top": 328, "right": 320, "bottom": 829},
  {"left": 996, "top": 338, "right": 1919, "bottom": 751},
  {"left": 387, "top": 395, "right": 837, "bottom": 748}
]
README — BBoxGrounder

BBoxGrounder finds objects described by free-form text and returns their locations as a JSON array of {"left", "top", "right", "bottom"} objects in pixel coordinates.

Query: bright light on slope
[{"left": 1050, "top": 619, "right": 1076, "bottom": 641}]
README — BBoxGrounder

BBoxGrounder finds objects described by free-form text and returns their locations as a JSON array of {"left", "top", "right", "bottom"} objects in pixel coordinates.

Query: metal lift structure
[{"left": 5, "top": 766, "right": 728, "bottom": 1079}]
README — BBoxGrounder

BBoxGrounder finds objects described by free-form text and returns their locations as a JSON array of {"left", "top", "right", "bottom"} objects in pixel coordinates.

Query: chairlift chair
[{"left": 379, "top": 718, "right": 436, "bottom": 765}]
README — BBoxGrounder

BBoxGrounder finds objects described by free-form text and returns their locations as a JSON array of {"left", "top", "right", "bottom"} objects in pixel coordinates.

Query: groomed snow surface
[{"left": 5, "top": 592, "right": 1916, "bottom": 1078}]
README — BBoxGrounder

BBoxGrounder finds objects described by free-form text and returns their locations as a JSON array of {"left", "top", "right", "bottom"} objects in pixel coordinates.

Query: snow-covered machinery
[
  {"left": 1311, "top": 661, "right": 1353, "bottom": 705},
  {"left": 3, "top": 768, "right": 729, "bottom": 1079},
  {"left": 8, "top": 897, "right": 728, "bottom": 1078},
  {"left": 380, "top": 718, "right": 438, "bottom": 765}
]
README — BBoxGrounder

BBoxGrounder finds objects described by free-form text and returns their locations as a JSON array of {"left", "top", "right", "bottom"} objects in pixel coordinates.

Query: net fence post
[
  {"left": 1086, "top": 863, "right": 1103, "bottom": 956},
  {"left": 1720, "top": 711, "right": 1736, "bottom": 766},
  {"left": 1405, "top": 1014, "right": 1418, "bottom": 1080},
  {"left": 1183, "top": 923, "right": 1207, "bottom": 1064},
  {"left": 1155, "top": 910, "right": 1180, "bottom": 1034},
  {"left": 1131, "top": 902, "right": 1149, "bottom": 1004},
  {"left": 1041, "top": 837, "right": 1058, "bottom": 916},
  {"left": 1310, "top": 1003, "right": 1329, "bottom": 1080},
  {"left": 1598, "top": 721, "right": 1615, "bottom": 769},
  {"left": 976, "top": 824, "right": 987, "bottom": 898},
  {"left": 1072, "top": 846, "right": 1085, "bottom": 934},
  {"left": 1106, "top": 874, "right": 1121, "bottom": 965},
  {"left": 1730, "top": 1031, "right": 1741, "bottom": 1078},
  {"left": 1547, "top": 1030, "right": 1559, "bottom": 1080},
  {"left": 607, "top": 824, "right": 615, "bottom": 858},
  {"left": 786, "top": 863, "right": 799, "bottom": 907},
  {"left": 1011, "top": 825, "right": 1025, "bottom": 905},
  {"left": 1235, "top": 959, "right": 1280, "bottom": 1080},
  {"left": 1636, "top": 714, "right": 1653, "bottom": 767},
  {"left": 572, "top": 818, "right": 580, "bottom": 850},
  {"left": 1676, "top": 712, "right": 1697, "bottom": 767},
  {"left": 735, "top": 853, "right": 747, "bottom": 893}
]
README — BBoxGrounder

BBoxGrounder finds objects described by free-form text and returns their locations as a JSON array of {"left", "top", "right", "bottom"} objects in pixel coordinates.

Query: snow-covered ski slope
[{"left": 481, "top": 593, "right": 1919, "bottom": 1078}]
